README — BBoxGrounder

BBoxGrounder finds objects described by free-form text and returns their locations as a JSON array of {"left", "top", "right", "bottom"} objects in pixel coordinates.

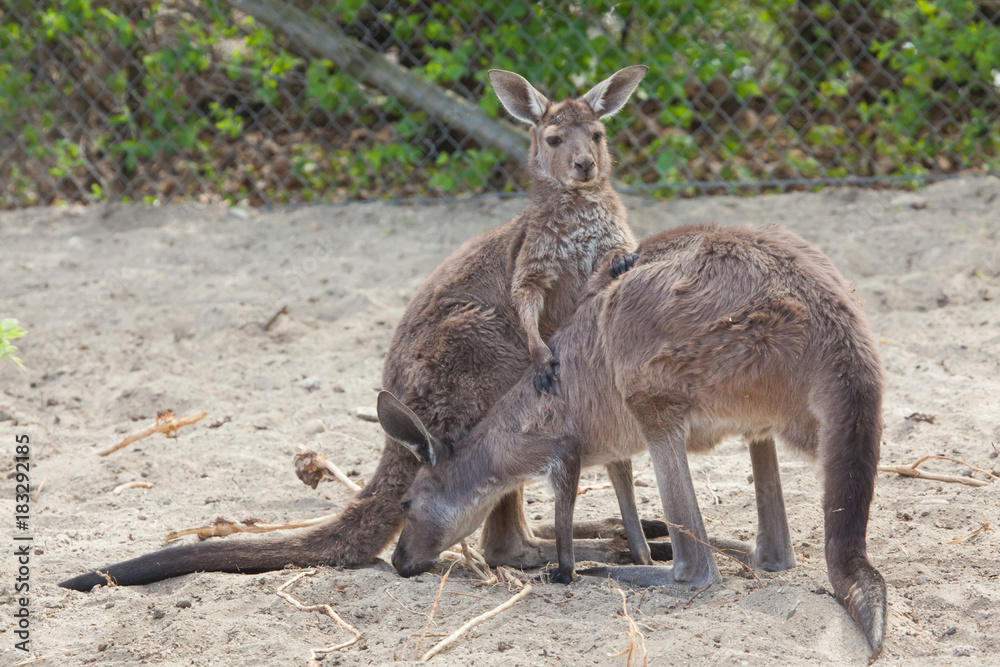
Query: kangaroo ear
[
  {"left": 376, "top": 391, "right": 445, "bottom": 466},
  {"left": 488, "top": 69, "right": 550, "bottom": 126},
  {"left": 580, "top": 65, "right": 648, "bottom": 119}
]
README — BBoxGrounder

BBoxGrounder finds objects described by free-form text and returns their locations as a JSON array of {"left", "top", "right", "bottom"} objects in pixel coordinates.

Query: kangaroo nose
[{"left": 574, "top": 157, "right": 595, "bottom": 178}]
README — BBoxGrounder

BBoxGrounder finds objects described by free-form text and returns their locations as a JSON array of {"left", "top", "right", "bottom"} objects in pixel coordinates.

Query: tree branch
[{"left": 226, "top": 0, "right": 529, "bottom": 161}]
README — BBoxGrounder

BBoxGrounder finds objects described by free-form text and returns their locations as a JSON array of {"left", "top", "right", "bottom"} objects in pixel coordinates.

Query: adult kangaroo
[
  {"left": 378, "top": 224, "right": 888, "bottom": 659},
  {"left": 60, "top": 65, "right": 652, "bottom": 592}
]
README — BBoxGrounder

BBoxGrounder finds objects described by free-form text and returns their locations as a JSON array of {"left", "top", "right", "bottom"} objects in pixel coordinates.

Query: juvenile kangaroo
[
  {"left": 60, "top": 65, "right": 653, "bottom": 592},
  {"left": 378, "top": 224, "right": 888, "bottom": 659}
]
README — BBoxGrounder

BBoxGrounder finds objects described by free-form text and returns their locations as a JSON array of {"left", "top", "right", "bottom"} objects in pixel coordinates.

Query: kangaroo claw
[
  {"left": 532, "top": 356, "right": 560, "bottom": 394},
  {"left": 610, "top": 252, "right": 639, "bottom": 277}
]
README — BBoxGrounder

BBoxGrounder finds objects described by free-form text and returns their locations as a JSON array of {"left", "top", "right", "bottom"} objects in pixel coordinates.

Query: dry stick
[
  {"left": 944, "top": 510, "right": 994, "bottom": 545},
  {"left": 14, "top": 650, "right": 75, "bottom": 666},
  {"left": 704, "top": 470, "right": 720, "bottom": 505},
  {"left": 459, "top": 540, "right": 494, "bottom": 583},
  {"left": 386, "top": 589, "right": 422, "bottom": 616},
  {"left": 275, "top": 568, "right": 362, "bottom": 660},
  {"left": 164, "top": 513, "right": 336, "bottom": 541},
  {"left": 415, "top": 562, "right": 455, "bottom": 658},
  {"left": 878, "top": 454, "right": 995, "bottom": 488},
  {"left": 657, "top": 519, "right": 762, "bottom": 587},
  {"left": 420, "top": 584, "right": 534, "bottom": 662},
  {"left": 97, "top": 410, "right": 207, "bottom": 456},
  {"left": 31, "top": 464, "right": 50, "bottom": 502},
  {"left": 683, "top": 583, "right": 714, "bottom": 610},
  {"left": 637, "top": 608, "right": 675, "bottom": 630},
  {"left": 914, "top": 455, "right": 1000, "bottom": 481},
  {"left": 112, "top": 480, "right": 154, "bottom": 495},
  {"left": 263, "top": 304, "right": 288, "bottom": 331},
  {"left": 607, "top": 588, "right": 648, "bottom": 667}
]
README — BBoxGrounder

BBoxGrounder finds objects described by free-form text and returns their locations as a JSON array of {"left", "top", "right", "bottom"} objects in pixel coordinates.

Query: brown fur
[
  {"left": 59, "top": 66, "right": 649, "bottom": 592},
  {"left": 383, "top": 224, "right": 887, "bottom": 659}
]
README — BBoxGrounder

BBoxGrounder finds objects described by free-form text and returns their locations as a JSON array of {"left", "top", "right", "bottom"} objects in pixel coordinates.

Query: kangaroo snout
[
  {"left": 391, "top": 544, "right": 437, "bottom": 578},
  {"left": 574, "top": 155, "right": 596, "bottom": 180}
]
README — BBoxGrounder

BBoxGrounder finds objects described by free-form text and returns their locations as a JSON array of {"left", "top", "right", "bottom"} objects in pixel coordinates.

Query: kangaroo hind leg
[
  {"left": 580, "top": 408, "right": 719, "bottom": 588},
  {"left": 747, "top": 436, "right": 797, "bottom": 571},
  {"left": 605, "top": 458, "right": 652, "bottom": 565}
]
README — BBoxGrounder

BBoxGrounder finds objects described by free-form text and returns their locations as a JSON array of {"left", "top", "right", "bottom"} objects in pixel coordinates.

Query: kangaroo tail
[
  {"left": 59, "top": 527, "right": 326, "bottom": 591},
  {"left": 820, "top": 350, "right": 887, "bottom": 660},
  {"left": 60, "top": 437, "right": 419, "bottom": 592}
]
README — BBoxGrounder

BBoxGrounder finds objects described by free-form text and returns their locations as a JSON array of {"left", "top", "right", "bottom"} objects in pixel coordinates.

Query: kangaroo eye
[
  {"left": 593, "top": 132, "right": 603, "bottom": 142},
  {"left": 546, "top": 136, "right": 562, "bottom": 147},
  {"left": 400, "top": 500, "right": 412, "bottom": 513}
]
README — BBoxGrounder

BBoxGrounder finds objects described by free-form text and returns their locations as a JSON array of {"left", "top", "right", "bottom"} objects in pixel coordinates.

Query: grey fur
[{"left": 386, "top": 224, "right": 888, "bottom": 659}]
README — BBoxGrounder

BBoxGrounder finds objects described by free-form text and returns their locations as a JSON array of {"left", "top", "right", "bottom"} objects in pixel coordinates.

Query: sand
[{"left": 1, "top": 178, "right": 998, "bottom": 666}]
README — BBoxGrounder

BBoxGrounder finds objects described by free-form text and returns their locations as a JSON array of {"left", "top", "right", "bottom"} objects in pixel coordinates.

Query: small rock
[
  {"left": 229, "top": 207, "right": 250, "bottom": 220},
  {"left": 98, "top": 644, "right": 108, "bottom": 652},
  {"left": 0, "top": 410, "right": 10, "bottom": 421},
  {"left": 151, "top": 608, "right": 165, "bottom": 619},
  {"left": 303, "top": 419, "right": 327, "bottom": 435},
  {"left": 176, "top": 600, "right": 192, "bottom": 608},
  {"left": 105, "top": 602, "right": 115, "bottom": 609},
  {"left": 355, "top": 406, "right": 378, "bottom": 422},
  {"left": 890, "top": 193, "right": 928, "bottom": 210},
  {"left": 299, "top": 377, "right": 321, "bottom": 392},
  {"left": 332, "top": 385, "right": 345, "bottom": 393},
  {"left": 498, "top": 641, "right": 513, "bottom": 652}
]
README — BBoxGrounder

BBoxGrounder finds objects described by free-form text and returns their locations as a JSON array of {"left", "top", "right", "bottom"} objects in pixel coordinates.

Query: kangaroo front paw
[
  {"left": 610, "top": 252, "right": 639, "bottom": 277},
  {"left": 532, "top": 355, "right": 560, "bottom": 395}
]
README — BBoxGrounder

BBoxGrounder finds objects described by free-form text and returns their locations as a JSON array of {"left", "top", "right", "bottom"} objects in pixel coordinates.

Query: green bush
[
  {"left": 1, "top": 0, "right": 997, "bottom": 206},
  {"left": 0, "top": 318, "right": 26, "bottom": 367}
]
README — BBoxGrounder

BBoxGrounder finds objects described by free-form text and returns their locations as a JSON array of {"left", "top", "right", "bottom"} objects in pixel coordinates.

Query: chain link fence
[{"left": 2, "top": 0, "right": 999, "bottom": 208}]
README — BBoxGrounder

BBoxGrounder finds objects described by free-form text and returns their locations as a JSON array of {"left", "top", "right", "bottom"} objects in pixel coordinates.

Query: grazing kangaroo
[
  {"left": 60, "top": 66, "right": 653, "bottom": 592},
  {"left": 378, "top": 224, "right": 888, "bottom": 659}
]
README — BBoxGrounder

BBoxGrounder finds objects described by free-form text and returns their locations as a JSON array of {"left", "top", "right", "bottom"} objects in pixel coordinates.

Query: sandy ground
[{"left": 1, "top": 179, "right": 999, "bottom": 666}]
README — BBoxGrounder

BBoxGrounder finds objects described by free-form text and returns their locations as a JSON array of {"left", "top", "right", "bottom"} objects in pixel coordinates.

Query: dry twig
[
  {"left": 420, "top": 584, "right": 534, "bottom": 662},
  {"left": 32, "top": 464, "right": 50, "bottom": 502},
  {"left": 276, "top": 568, "right": 362, "bottom": 661},
  {"left": 945, "top": 510, "right": 994, "bottom": 545},
  {"left": 879, "top": 454, "right": 996, "bottom": 487},
  {"left": 415, "top": 562, "right": 455, "bottom": 657},
  {"left": 607, "top": 588, "right": 647, "bottom": 667},
  {"left": 112, "top": 480, "right": 154, "bottom": 495},
  {"left": 656, "top": 519, "right": 762, "bottom": 587},
  {"left": 294, "top": 445, "right": 363, "bottom": 492},
  {"left": 97, "top": 410, "right": 207, "bottom": 456},
  {"left": 164, "top": 513, "right": 335, "bottom": 541},
  {"left": 683, "top": 583, "right": 713, "bottom": 610},
  {"left": 704, "top": 470, "right": 720, "bottom": 505},
  {"left": 459, "top": 540, "right": 494, "bottom": 582},
  {"left": 14, "top": 650, "right": 75, "bottom": 666},
  {"left": 263, "top": 304, "right": 288, "bottom": 331}
]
